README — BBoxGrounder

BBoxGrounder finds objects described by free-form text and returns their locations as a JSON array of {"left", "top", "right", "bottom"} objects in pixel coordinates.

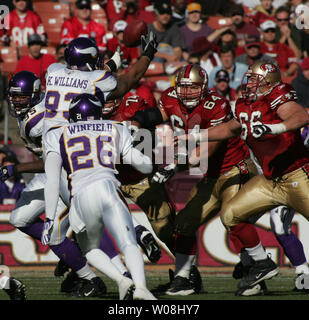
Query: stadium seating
[
  {"left": 0, "top": 47, "right": 18, "bottom": 75},
  {"left": 33, "top": 2, "right": 71, "bottom": 22},
  {"left": 41, "top": 15, "right": 65, "bottom": 46}
]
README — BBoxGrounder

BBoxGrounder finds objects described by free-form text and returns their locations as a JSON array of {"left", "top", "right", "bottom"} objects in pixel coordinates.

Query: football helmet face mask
[
  {"left": 69, "top": 93, "right": 103, "bottom": 122},
  {"left": 64, "top": 37, "right": 99, "bottom": 71},
  {"left": 241, "top": 61, "right": 281, "bottom": 102},
  {"left": 8, "top": 71, "right": 42, "bottom": 118},
  {"left": 175, "top": 64, "right": 208, "bottom": 109},
  {"left": 102, "top": 98, "right": 122, "bottom": 116}
]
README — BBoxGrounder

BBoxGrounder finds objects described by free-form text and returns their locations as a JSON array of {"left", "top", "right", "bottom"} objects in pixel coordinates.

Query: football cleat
[
  {"left": 151, "top": 268, "right": 174, "bottom": 295},
  {"left": 232, "top": 261, "right": 254, "bottom": 280},
  {"left": 235, "top": 280, "right": 268, "bottom": 296},
  {"left": 71, "top": 277, "right": 107, "bottom": 298},
  {"left": 166, "top": 276, "right": 195, "bottom": 296},
  {"left": 133, "top": 287, "right": 157, "bottom": 300},
  {"left": 118, "top": 276, "right": 135, "bottom": 300},
  {"left": 237, "top": 257, "right": 279, "bottom": 289},
  {"left": 60, "top": 271, "right": 80, "bottom": 293},
  {"left": 189, "top": 265, "right": 203, "bottom": 294},
  {"left": 54, "top": 258, "right": 70, "bottom": 277},
  {"left": 4, "top": 278, "right": 26, "bottom": 300},
  {"left": 135, "top": 226, "right": 161, "bottom": 263}
]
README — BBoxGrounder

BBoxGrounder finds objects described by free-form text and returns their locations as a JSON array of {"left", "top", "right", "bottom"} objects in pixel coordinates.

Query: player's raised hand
[{"left": 141, "top": 31, "right": 158, "bottom": 61}]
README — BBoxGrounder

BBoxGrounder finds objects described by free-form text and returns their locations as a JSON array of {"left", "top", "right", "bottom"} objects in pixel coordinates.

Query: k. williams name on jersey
[{"left": 46, "top": 76, "right": 88, "bottom": 89}]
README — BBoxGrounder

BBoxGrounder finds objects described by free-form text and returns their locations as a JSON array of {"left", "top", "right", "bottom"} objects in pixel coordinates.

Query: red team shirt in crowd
[
  {"left": 15, "top": 54, "right": 57, "bottom": 89},
  {"left": 8, "top": 9, "right": 45, "bottom": 46},
  {"left": 60, "top": 16, "right": 107, "bottom": 51},
  {"left": 159, "top": 88, "right": 249, "bottom": 177},
  {"left": 109, "top": 95, "right": 151, "bottom": 184},
  {"left": 106, "top": 36, "right": 139, "bottom": 65},
  {"left": 260, "top": 42, "right": 297, "bottom": 72},
  {"left": 104, "top": 0, "right": 154, "bottom": 27},
  {"left": 235, "top": 83, "right": 309, "bottom": 179}
]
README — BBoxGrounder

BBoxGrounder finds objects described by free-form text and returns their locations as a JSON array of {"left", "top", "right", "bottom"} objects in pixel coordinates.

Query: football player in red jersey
[
  {"left": 177, "top": 60, "right": 309, "bottom": 290},
  {"left": 102, "top": 94, "right": 175, "bottom": 255},
  {"left": 129, "top": 64, "right": 271, "bottom": 295},
  {"left": 8, "top": 0, "right": 46, "bottom": 47}
]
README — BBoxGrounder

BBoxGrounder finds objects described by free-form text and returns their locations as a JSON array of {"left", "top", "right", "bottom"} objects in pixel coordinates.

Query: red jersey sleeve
[
  {"left": 201, "top": 93, "right": 233, "bottom": 129},
  {"left": 60, "top": 18, "right": 75, "bottom": 44},
  {"left": 267, "top": 83, "right": 298, "bottom": 112}
]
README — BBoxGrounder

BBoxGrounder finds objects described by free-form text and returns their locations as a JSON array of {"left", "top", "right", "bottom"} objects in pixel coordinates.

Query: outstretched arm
[
  {"left": 253, "top": 101, "right": 309, "bottom": 138},
  {"left": 107, "top": 32, "right": 158, "bottom": 101},
  {"left": 176, "top": 118, "right": 242, "bottom": 144}
]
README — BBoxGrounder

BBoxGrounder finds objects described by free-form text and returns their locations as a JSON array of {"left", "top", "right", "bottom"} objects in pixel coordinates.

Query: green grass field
[{"left": 1, "top": 267, "right": 309, "bottom": 301}]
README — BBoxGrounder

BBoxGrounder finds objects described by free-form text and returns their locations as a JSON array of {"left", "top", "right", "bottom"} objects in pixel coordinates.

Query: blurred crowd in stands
[{"left": 1, "top": 0, "right": 309, "bottom": 203}]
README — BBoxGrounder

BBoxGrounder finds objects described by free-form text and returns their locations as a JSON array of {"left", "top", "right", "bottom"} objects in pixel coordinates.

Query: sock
[
  {"left": 174, "top": 253, "right": 195, "bottom": 279},
  {"left": 50, "top": 237, "right": 87, "bottom": 272},
  {"left": 295, "top": 263, "right": 309, "bottom": 275},
  {"left": 229, "top": 222, "right": 260, "bottom": 253},
  {"left": 75, "top": 264, "right": 97, "bottom": 280},
  {"left": 245, "top": 242, "right": 268, "bottom": 261},
  {"left": 111, "top": 255, "right": 128, "bottom": 275},
  {"left": 276, "top": 232, "right": 307, "bottom": 268},
  {"left": 122, "top": 244, "right": 146, "bottom": 288},
  {"left": 100, "top": 229, "right": 119, "bottom": 259},
  {"left": 86, "top": 248, "right": 122, "bottom": 282},
  {"left": 174, "top": 234, "right": 197, "bottom": 255},
  {"left": 18, "top": 219, "right": 44, "bottom": 240},
  {"left": 0, "top": 276, "right": 10, "bottom": 290}
]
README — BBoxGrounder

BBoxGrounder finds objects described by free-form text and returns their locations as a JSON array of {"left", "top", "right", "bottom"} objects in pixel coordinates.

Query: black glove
[
  {"left": 151, "top": 163, "right": 177, "bottom": 184},
  {"left": 0, "top": 165, "right": 17, "bottom": 182},
  {"left": 252, "top": 124, "right": 272, "bottom": 139},
  {"left": 141, "top": 31, "right": 158, "bottom": 61}
]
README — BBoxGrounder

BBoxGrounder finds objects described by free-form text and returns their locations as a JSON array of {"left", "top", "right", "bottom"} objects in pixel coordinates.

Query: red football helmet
[
  {"left": 175, "top": 64, "right": 208, "bottom": 108},
  {"left": 241, "top": 60, "right": 281, "bottom": 102}
]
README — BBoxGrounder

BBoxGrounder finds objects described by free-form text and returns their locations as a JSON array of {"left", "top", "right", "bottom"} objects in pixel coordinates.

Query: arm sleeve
[
  {"left": 118, "top": 124, "right": 153, "bottom": 174},
  {"left": 44, "top": 151, "right": 62, "bottom": 220}
]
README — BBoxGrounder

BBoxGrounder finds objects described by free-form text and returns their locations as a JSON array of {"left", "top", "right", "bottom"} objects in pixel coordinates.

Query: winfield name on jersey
[
  {"left": 46, "top": 76, "right": 89, "bottom": 89},
  {"left": 67, "top": 122, "right": 113, "bottom": 134}
]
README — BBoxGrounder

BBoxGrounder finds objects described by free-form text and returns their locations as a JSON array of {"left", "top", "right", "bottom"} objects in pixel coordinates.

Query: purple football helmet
[
  {"left": 69, "top": 93, "right": 103, "bottom": 122},
  {"left": 8, "top": 71, "right": 42, "bottom": 118},
  {"left": 64, "top": 37, "right": 99, "bottom": 71}
]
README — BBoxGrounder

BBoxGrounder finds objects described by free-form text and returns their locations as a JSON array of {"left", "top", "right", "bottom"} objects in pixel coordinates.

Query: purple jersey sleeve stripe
[
  {"left": 59, "top": 132, "right": 71, "bottom": 176},
  {"left": 25, "top": 112, "right": 44, "bottom": 139},
  {"left": 96, "top": 71, "right": 112, "bottom": 82},
  {"left": 59, "top": 132, "right": 73, "bottom": 200}
]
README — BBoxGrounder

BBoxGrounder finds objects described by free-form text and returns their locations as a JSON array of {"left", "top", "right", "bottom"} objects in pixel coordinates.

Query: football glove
[
  {"left": 41, "top": 219, "right": 54, "bottom": 245},
  {"left": 151, "top": 163, "right": 177, "bottom": 184},
  {"left": 252, "top": 123, "right": 286, "bottom": 139},
  {"left": 0, "top": 165, "right": 17, "bottom": 182},
  {"left": 141, "top": 31, "right": 158, "bottom": 61}
]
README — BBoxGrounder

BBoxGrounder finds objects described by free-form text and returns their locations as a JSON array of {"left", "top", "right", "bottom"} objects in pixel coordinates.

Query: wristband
[{"left": 268, "top": 123, "right": 287, "bottom": 135}]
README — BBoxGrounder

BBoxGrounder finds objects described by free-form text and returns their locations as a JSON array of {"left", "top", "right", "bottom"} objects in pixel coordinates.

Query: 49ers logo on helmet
[{"left": 260, "top": 63, "right": 277, "bottom": 73}]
